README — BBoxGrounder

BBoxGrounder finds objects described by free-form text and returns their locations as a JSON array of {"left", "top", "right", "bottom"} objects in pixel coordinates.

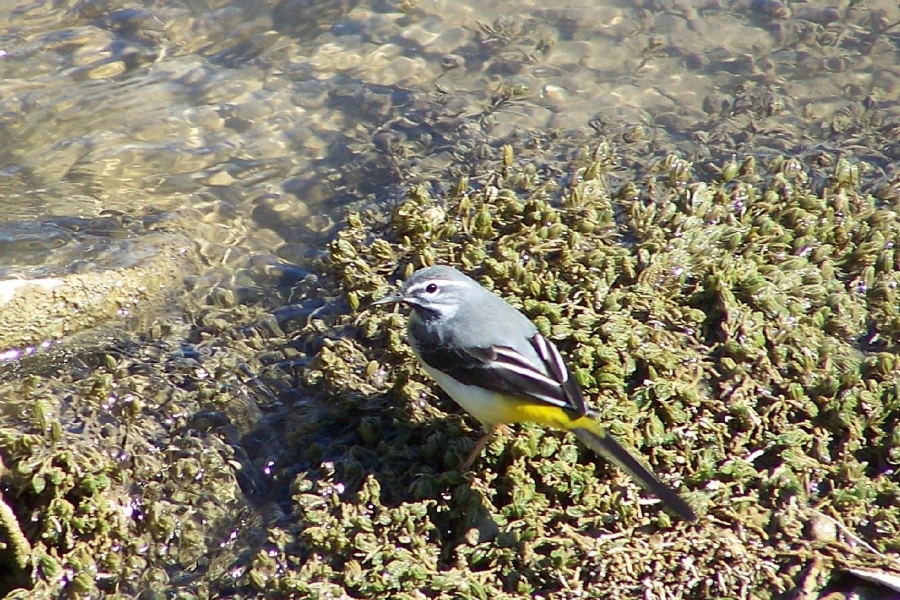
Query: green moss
[
  {"left": 294, "top": 142, "right": 900, "bottom": 597},
  {"left": 3, "top": 141, "right": 900, "bottom": 599}
]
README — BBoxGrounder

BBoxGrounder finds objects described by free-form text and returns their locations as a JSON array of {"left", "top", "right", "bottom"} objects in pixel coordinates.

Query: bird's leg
[
  {"left": 461, "top": 425, "right": 496, "bottom": 471},
  {"left": 461, "top": 425, "right": 514, "bottom": 470}
]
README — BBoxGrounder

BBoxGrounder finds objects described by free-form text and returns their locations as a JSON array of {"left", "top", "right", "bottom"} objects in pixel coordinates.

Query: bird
[{"left": 372, "top": 264, "right": 697, "bottom": 522}]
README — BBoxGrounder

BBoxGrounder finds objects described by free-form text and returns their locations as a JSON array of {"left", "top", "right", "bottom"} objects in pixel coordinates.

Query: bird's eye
[{"left": 425, "top": 283, "right": 438, "bottom": 294}]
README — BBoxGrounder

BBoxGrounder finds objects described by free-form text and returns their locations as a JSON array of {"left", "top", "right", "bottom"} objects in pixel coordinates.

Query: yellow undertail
[{"left": 495, "top": 398, "right": 696, "bottom": 522}]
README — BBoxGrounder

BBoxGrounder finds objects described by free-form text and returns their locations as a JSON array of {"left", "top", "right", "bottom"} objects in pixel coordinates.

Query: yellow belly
[{"left": 419, "top": 362, "right": 582, "bottom": 430}]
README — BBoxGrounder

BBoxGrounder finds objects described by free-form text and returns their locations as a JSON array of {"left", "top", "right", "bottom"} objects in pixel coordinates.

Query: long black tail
[{"left": 572, "top": 425, "right": 697, "bottom": 522}]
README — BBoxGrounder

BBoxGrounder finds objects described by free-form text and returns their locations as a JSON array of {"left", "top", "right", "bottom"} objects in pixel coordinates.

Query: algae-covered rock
[{"left": 0, "top": 234, "right": 195, "bottom": 357}]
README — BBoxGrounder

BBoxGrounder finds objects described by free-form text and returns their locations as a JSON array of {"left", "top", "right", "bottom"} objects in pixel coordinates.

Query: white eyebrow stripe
[{"left": 405, "top": 279, "right": 469, "bottom": 294}]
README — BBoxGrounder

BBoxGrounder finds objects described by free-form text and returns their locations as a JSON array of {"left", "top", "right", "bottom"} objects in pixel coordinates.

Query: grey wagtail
[{"left": 373, "top": 265, "right": 697, "bottom": 522}]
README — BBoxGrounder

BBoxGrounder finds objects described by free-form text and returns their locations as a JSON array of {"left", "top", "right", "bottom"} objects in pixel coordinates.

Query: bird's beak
[{"left": 371, "top": 292, "right": 403, "bottom": 306}]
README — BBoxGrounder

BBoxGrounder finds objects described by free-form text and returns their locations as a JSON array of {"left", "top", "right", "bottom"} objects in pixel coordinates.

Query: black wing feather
[
  {"left": 416, "top": 332, "right": 586, "bottom": 416},
  {"left": 530, "top": 334, "right": 587, "bottom": 417}
]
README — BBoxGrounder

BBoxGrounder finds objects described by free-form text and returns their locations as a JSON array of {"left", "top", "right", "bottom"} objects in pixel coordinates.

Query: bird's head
[{"left": 372, "top": 265, "right": 475, "bottom": 321}]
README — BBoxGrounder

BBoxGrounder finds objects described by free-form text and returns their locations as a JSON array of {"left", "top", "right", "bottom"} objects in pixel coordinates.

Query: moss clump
[
  {"left": 283, "top": 142, "right": 900, "bottom": 597},
  {"left": 2, "top": 143, "right": 900, "bottom": 599}
]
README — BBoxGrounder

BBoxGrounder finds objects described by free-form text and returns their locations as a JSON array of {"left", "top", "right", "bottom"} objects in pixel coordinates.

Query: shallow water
[{"left": 3, "top": 0, "right": 898, "bottom": 300}]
